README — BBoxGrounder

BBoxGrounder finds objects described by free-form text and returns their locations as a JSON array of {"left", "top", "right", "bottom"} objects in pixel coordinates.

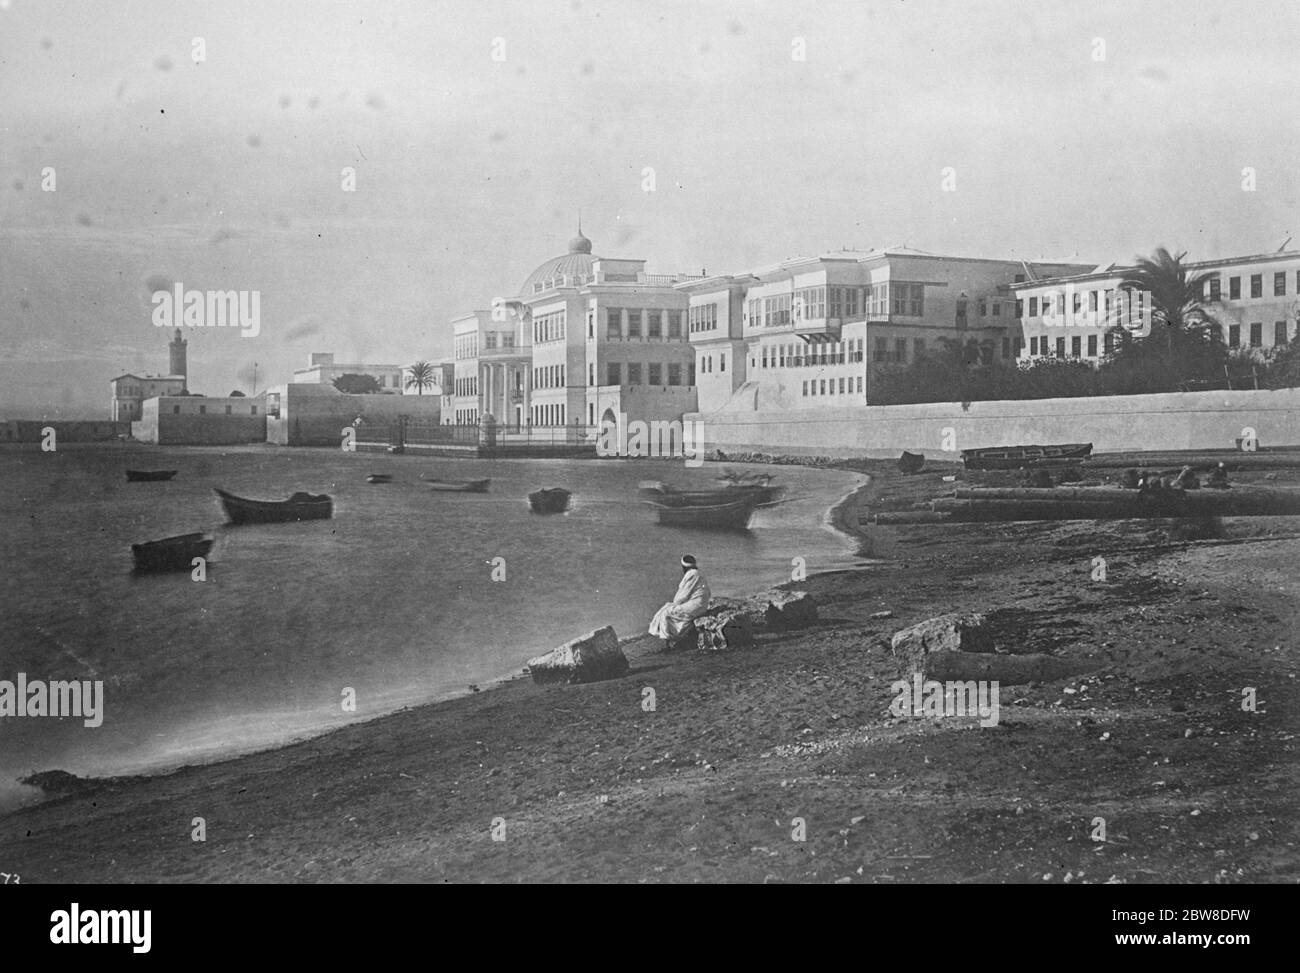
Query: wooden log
[
  {"left": 869, "top": 511, "right": 954, "bottom": 524},
  {"left": 933, "top": 488, "right": 1300, "bottom": 521}
]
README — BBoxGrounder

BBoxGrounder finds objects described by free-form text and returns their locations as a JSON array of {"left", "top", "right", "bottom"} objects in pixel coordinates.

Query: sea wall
[
  {"left": 1, "top": 420, "right": 129, "bottom": 442},
  {"left": 689, "top": 387, "right": 1300, "bottom": 457}
]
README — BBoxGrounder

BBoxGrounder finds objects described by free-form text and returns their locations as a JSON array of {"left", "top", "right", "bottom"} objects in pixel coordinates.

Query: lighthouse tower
[{"left": 169, "top": 329, "right": 188, "bottom": 392}]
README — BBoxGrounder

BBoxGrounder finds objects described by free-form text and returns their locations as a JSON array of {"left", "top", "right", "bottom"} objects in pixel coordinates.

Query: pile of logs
[{"left": 871, "top": 485, "right": 1300, "bottom": 524}]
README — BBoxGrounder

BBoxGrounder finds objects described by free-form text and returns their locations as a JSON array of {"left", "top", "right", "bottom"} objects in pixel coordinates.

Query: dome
[{"left": 520, "top": 233, "right": 597, "bottom": 295}]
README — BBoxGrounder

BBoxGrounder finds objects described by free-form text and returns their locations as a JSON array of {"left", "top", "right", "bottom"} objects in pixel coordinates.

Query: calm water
[{"left": 0, "top": 444, "right": 864, "bottom": 809}]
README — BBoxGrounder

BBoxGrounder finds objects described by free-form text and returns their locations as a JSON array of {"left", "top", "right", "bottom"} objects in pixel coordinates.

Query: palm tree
[
  {"left": 1114, "top": 247, "right": 1222, "bottom": 350},
  {"left": 405, "top": 360, "right": 435, "bottom": 396}
]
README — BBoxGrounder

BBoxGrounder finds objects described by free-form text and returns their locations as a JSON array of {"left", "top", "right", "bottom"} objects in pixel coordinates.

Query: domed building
[{"left": 450, "top": 227, "right": 706, "bottom": 442}]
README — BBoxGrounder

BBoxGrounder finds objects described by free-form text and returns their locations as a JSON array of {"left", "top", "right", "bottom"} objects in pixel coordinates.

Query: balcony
[{"left": 792, "top": 315, "right": 843, "bottom": 340}]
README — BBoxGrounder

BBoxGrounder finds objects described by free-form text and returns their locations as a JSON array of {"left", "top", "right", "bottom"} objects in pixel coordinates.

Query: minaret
[{"left": 169, "top": 328, "right": 188, "bottom": 391}]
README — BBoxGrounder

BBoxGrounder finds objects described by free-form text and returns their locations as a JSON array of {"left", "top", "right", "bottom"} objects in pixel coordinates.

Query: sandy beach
[{"left": 3, "top": 458, "right": 1296, "bottom": 883}]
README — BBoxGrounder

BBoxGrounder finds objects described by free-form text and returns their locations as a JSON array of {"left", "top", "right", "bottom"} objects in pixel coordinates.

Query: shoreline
[
  {"left": 6, "top": 456, "right": 1294, "bottom": 883},
  {"left": 3, "top": 459, "right": 871, "bottom": 811}
]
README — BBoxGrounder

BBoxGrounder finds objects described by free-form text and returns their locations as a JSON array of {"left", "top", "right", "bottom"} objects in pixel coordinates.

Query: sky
[{"left": 2, "top": 0, "right": 1298, "bottom": 416}]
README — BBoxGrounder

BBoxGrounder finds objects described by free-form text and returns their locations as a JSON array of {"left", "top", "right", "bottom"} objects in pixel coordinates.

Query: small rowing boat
[
  {"left": 424, "top": 477, "right": 491, "bottom": 493},
  {"left": 215, "top": 488, "right": 333, "bottom": 525},
  {"left": 126, "top": 469, "right": 178, "bottom": 482},
  {"left": 131, "top": 532, "right": 213, "bottom": 573},
  {"left": 528, "top": 487, "right": 571, "bottom": 513},
  {"left": 366, "top": 474, "right": 393, "bottom": 484},
  {"left": 643, "top": 496, "right": 756, "bottom": 530}
]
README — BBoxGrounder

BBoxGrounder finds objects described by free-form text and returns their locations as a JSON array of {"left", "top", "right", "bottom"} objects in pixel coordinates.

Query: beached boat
[
  {"left": 215, "top": 488, "right": 333, "bottom": 525},
  {"left": 960, "top": 442, "right": 1093, "bottom": 470},
  {"left": 366, "top": 474, "right": 393, "bottom": 484},
  {"left": 423, "top": 477, "right": 491, "bottom": 493},
  {"left": 528, "top": 487, "right": 571, "bottom": 513},
  {"left": 644, "top": 496, "right": 756, "bottom": 530},
  {"left": 897, "top": 451, "right": 926, "bottom": 474},
  {"left": 126, "top": 469, "right": 178, "bottom": 482},
  {"left": 131, "top": 532, "right": 213, "bottom": 573}
]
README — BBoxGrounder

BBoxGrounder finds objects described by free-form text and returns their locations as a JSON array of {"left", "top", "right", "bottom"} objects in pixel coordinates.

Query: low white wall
[{"left": 689, "top": 387, "right": 1300, "bottom": 457}]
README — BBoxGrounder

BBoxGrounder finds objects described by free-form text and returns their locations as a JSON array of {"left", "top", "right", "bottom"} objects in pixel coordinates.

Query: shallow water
[{"left": 0, "top": 444, "right": 864, "bottom": 810}]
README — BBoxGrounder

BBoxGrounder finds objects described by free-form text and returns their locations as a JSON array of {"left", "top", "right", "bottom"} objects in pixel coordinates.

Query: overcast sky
[{"left": 2, "top": 0, "right": 1298, "bottom": 415}]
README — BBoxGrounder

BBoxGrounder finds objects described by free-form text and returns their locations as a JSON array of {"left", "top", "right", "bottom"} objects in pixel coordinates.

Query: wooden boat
[
  {"left": 638, "top": 479, "right": 785, "bottom": 507},
  {"left": 215, "top": 487, "right": 333, "bottom": 525},
  {"left": 424, "top": 477, "right": 490, "bottom": 493},
  {"left": 131, "top": 532, "right": 213, "bottom": 573},
  {"left": 644, "top": 496, "right": 756, "bottom": 530},
  {"left": 126, "top": 469, "right": 178, "bottom": 482},
  {"left": 960, "top": 442, "right": 1093, "bottom": 470},
  {"left": 897, "top": 451, "right": 926, "bottom": 474},
  {"left": 528, "top": 487, "right": 571, "bottom": 513},
  {"left": 366, "top": 474, "right": 393, "bottom": 484}
]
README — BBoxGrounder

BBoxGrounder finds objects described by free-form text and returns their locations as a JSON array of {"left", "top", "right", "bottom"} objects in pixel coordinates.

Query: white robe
[{"left": 649, "top": 568, "right": 711, "bottom": 639}]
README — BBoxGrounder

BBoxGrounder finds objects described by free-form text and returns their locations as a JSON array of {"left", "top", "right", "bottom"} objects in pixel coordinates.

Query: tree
[
  {"left": 405, "top": 361, "right": 436, "bottom": 396},
  {"left": 1114, "top": 247, "right": 1222, "bottom": 349},
  {"left": 228, "top": 390, "right": 246, "bottom": 397},
  {"left": 333, "top": 373, "right": 381, "bottom": 394}
]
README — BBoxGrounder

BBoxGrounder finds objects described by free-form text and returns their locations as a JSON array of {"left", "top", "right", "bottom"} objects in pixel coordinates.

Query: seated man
[{"left": 649, "top": 555, "right": 711, "bottom": 650}]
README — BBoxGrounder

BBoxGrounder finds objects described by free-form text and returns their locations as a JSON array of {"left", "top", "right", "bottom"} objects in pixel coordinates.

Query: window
[
  {"left": 1229, "top": 277, "right": 1241, "bottom": 299},
  {"left": 668, "top": 363, "right": 681, "bottom": 385},
  {"left": 1250, "top": 322, "right": 1262, "bottom": 347},
  {"left": 795, "top": 286, "right": 825, "bottom": 320},
  {"left": 1014, "top": 273, "right": 1025, "bottom": 283},
  {"left": 1030, "top": 336, "right": 1039, "bottom": 356},
  {"left": 589, "top": 364, "right": 595, "bottom": 384},
  {"left": 802, "top": 381, "right": 808, "bottom": 396},
  {"left": 1015, "top": 299, "right": 1024, "bottom": 318},
  {"left": 1209, "top": 278, "right": 1221, "bottom": 301},
  {"left": 1276, "top": 321, "right": 1288, "bottom": 346},
  {"left": 894, "top": 337, "right": 907, "bottom": 362},
  {"left": 874, "top": 336, "right": 888, "bottom": 361},
  {"left": 668, "top": 311, "right": 682, "bottom": 339},
  {"left": 1029, "top": 297, "right": 1038, "bottom": 317},
  {"left": 1275, "top": 272, "right": 1287, "bottom": 297},
  {"left": 1104, "top": 332, "right": 1115, "bottom": 355},
  {"left": 1250, "top": 274, "right": 1262, "bottom": 299},
  {"left": 1089, "top": 290, "right": 1099, "bottom": 312},
  {"left": 607, "top": 363, "right": 621, "bottom": 385},
  {"left": 1071, "top": 336, "right": 1082, "bottom": 357},
  {"left": 978, "top": 299, "right": 987, "bottom": 317},
  {"left": 587, "top": 312, "right": 594, "bottom": 338},
  {"left": 719, "top": 354, "right": 726, "bottom": 372},
  {"left": 607, "top": 308, "right": 622, "bottom": 338},
  {"left": 838, "top": 377, "right": 846, "bottom": 394},
  {"left": 648, "top": 311, "right": 662, "bottom": 339},
  {"left": 648, "top": 363, "right": 662, "bottom": 385},
  {"left": 627, "top": 362, "right": 642, "bottom": 384},
  {"left": 992, "top": 302, "right": 1001, "bottom": 317},
  {"left": 1055, "top": 337, "right": 1065, "bottom": 357},
  {"left": 914, "top": 337, "right": 926, "bottom": 358},
  {"left": 1072, "top": 291, "right": 1082, "bottom": 314},
  {"left": 251, "top": 405, "right": 257, "bottom": 415},
  {"left": 1087, "top": 334, "right": 1097, "bottom": 357},
  {"left": 820, "top": 380, "right": 826, "bottom": 395},
  {"left": 857, "top": 376, "right": 864, "bottom": 393},
  {"left": 1229, "top": 324, "right": 1241, "bottom": 347},
  {"left": 627, "top": 309, "right": 642, "bottom": 338}
]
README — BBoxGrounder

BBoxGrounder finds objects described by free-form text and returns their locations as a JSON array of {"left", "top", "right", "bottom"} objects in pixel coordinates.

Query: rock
[
  {"left": 759, "top": 590, "right": 818, "bottom": 630},
  {"left": 526, "top": 626, "right": 629, "bottom": 685},
  {"left": 890, "top": 612, "right": 994, "bottom": 672},
  {"left": 695, "top": 607, "right": 755, "bottom": 651},
  {"left": 920, "top": 650, "right": 1098, "bottom": 686}
]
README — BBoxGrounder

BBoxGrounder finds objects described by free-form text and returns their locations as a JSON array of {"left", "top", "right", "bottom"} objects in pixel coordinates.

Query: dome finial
[{"left": 568, "top": 214, "right": 592, "bottom": 254}]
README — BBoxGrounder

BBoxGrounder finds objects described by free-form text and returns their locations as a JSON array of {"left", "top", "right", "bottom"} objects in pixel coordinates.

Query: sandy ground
[{"left": 2, "top": 460, "right": 1297, "bottom": 883}]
